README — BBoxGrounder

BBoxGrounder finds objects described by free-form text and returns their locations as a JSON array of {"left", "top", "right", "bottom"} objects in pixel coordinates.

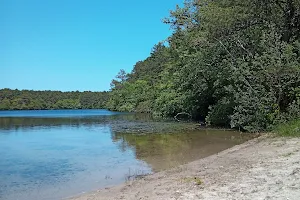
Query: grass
[
  {"left": 181, "top": 177, "right": 203, "bottom": 185},
  {"left": 274, "top": 119, "right": 300, "bottom": 137}
]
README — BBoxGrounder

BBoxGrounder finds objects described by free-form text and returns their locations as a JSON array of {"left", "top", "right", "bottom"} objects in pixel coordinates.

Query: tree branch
[{"left": 174, "top": 112, "right": 192, "bottom": 121}]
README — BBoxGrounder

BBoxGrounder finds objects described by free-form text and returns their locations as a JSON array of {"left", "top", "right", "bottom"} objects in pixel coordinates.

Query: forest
[
  {"left": 107, "top": 0, "right": 300, "bottom": 132},
  {"left": 0, "top": 88, "right": 108, "bottom": 110}
]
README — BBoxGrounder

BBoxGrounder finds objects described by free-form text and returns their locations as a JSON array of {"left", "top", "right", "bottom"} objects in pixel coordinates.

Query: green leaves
[
  {"left": 0, "top": 89, "right": 108, "bottom": 110},
  {"left": 108, "top": 0, "right": 300, "bottom": 132}
]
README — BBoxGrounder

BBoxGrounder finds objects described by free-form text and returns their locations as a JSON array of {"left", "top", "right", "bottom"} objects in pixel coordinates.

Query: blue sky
[{"left": 0, "top": 0, "right": 182, "bottom": 92}]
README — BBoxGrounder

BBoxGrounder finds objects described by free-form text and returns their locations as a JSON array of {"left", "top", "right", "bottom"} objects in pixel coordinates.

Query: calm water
[{"left": 0, "top": 110, "right": 250, "bottom": 200}]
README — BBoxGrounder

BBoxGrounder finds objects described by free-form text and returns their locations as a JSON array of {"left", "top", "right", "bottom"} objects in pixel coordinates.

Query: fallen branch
[{"left": 174, "top": 112, "right": 192, "bottom": 121}]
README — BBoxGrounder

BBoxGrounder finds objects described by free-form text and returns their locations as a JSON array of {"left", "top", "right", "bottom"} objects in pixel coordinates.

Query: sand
[{"left": 70, "top": 136, "right": 300, "bottom": 200}]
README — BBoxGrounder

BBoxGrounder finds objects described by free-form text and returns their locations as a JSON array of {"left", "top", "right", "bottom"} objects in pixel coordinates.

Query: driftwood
[{"left": 174, "top": 112, "right": 192, "bottom": 121}]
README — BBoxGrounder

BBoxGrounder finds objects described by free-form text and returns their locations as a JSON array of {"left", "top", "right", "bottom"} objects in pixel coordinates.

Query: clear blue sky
[{"left": 0, "top": 0, "right": 182, "bottom": 92}]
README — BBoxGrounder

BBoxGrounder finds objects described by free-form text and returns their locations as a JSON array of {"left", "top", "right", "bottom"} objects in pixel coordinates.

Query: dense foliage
[
  {"left": 107, "top": 0, "right": 300, "bottom": 132},
  {"left": 275, "top": 119, "right": 300, "bottom": 137},
  {"left": 0, "top": 89, "right": 108, "bottom": 110}
]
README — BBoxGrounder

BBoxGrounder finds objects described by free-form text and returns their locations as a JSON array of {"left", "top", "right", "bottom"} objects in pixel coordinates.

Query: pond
[{"left": 0, "top": 109, "right": 251, "bottom": 200}]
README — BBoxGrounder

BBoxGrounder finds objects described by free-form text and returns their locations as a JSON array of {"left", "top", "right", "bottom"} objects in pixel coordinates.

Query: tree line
[
  {"left": 107, "top": 0, "right": 300, "bottom": 132},
  {"left": 0, "top": 88, "right": 108, "bottom": 110}
]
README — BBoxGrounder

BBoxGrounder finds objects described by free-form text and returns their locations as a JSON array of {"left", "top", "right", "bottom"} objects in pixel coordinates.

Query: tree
[
  {"left": 107, "top": 0, "right": 300, "bottom": 132},
  {"left": 0, "top": 89, "right": 108, "bottom": 110}
]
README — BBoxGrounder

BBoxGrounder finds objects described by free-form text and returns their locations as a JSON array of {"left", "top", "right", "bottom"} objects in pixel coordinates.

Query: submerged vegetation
[{"left": 107, "top": 0, "right": 300, "bottom": 132}]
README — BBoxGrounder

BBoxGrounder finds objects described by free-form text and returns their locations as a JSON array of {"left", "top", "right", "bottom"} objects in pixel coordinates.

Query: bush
[
  {"left": 275, "top": 119, "right": 300, "bottom": 137},
  {"left": 206, "top": 99, "right": 234, "bottom": 127}
]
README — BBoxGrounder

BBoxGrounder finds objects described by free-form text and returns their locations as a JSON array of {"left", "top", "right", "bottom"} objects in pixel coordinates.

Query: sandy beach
[{"left": 70, "top": 136, "right": 300, "bottom": 200}]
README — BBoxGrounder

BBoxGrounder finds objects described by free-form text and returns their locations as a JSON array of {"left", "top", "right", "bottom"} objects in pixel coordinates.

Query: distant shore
[{"left": 70, "top": 135, "right": 300, "bottom": 200}]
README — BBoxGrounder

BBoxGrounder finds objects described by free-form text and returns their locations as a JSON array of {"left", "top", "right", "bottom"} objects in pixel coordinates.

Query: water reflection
[
  {"left": 112, "top": 130, "right": 249, "bottom": 171},
  {"left": 0, "top": 110, "right": 251, "bottom": 200}
]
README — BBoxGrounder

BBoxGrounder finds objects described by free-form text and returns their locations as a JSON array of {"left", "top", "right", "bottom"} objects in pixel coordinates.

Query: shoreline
[{"left": 70, "top": 135, "right": 300, "bottom": 200}]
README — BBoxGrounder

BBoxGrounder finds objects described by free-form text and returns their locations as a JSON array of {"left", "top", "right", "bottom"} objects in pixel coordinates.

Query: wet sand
[{"left": 70, "top": 135, "right": 300, "bottom": 200}]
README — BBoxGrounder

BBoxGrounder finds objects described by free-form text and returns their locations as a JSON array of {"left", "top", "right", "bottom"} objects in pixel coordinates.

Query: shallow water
[{"left": 0, "top": 110, "right": 250, "bottom": 200}]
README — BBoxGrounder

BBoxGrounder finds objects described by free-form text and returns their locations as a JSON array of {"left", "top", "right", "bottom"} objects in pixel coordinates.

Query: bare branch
[{"left": 174, "top": 112, "right": 192, "bottom": 121}]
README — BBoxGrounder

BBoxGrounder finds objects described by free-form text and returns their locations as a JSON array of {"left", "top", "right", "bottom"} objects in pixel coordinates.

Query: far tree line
[{"left": 0, "top": 88, "right": 109, "bottom": 110}]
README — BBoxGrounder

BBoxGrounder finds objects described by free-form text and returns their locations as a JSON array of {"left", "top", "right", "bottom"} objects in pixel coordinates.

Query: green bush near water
[{"left": 275, "top": 120, "right": 300, "bottom": 137}]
